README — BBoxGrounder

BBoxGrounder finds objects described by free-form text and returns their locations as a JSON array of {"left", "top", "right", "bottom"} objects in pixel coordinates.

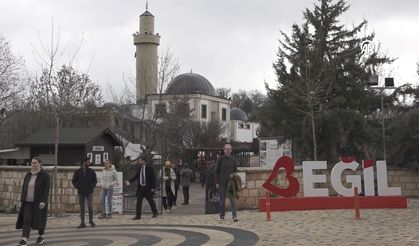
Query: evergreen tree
[{"left": 263, "top": 0, "right": 392, "bottom": 163}]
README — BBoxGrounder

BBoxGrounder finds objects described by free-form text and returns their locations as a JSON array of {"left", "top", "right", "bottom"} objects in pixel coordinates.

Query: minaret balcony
[{"left": 133, "top": 34, "right": 160, "bottom": 45}]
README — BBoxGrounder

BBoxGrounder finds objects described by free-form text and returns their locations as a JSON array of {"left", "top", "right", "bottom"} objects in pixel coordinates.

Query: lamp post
[{"left": 368, "top": 76, "right": 395, "bottom": 161}]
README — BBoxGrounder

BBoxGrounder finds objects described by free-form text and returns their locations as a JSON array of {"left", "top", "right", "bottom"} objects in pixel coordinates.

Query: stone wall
[
  {"left": 236, "top": 166, "right": 419, "bottom": 209},
  {"left": 0, "top": 166, "right": 102, "bottom": 213},
  {"left": 2, "top": 165, "right": 419, "bottom": 212}
]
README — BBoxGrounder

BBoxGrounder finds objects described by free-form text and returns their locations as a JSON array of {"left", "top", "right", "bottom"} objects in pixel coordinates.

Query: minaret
[{"left": 133, "top": 3, "right": 160, "bottom": 103}]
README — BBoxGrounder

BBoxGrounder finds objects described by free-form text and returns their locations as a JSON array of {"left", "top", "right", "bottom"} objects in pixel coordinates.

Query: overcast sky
[{"left": 1, "top": 0, "right": 418, "bottom": 100}]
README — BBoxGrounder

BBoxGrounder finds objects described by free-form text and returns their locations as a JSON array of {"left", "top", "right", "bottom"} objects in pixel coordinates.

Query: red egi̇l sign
[{"left": 259, "top": 156, "right": 407, "bottom": 211}]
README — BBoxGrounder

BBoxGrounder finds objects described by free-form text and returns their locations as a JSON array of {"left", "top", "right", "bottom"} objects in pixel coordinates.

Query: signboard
[
  {"left": 96, "top": 171, "right": 123, "bottom": 214},
  {"left": 259, "top": 156, "right": 407, "bottom": 211},
  {"left": 259, "top": 138, "right": 292, "bottom": 167},
  {"left": 93, "top": 146, "right": 105, "bottom": 151}
]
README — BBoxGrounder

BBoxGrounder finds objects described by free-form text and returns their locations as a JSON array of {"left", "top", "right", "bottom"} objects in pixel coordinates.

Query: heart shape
[
  {"left": 363, "top": 159, "right": 374, "bottom": 169},
  {"left": 262, "top": 156, "right": 299, "bottom": 197},
  {"left": 340, "top": 156, "right": 356, "bottom": 163}
]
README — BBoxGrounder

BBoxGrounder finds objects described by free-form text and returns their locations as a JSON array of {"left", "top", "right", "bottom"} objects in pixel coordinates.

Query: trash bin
[{"left": 204, "top": 165, "right": 219, "bottom": 214}]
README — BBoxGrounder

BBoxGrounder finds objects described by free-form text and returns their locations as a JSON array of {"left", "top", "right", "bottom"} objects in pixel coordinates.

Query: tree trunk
[
  {"left": 53, "top": 115, "right": 60, "bottom": 214},
  {"left": 310, "top": 109, "right": 317, "bottom": 161}
]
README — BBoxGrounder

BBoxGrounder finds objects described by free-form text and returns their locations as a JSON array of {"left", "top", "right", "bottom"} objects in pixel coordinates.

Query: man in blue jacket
[{"left": 72, "top": 158, "right": 97, "bottom": 228}]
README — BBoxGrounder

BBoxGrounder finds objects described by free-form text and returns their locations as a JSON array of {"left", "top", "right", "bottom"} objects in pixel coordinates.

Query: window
[
  {"left": 238, "top": 123, "right": 244, "bottom": 129},
  {"left": 155, "top": 104, "right": 167, "bottom": 118},
  {"left": 103, "top": 152, "right": 109, "bottom": 161},
  {"left": 201, "top": 104, "right": 207, "bottom": 119},
  {"left": 95, "top": 154, "right": 101, "bottom": 165},
  {"left": 87, "top": 153, "right": 93, "bottom": 163},
  {"left": 221, "top": 108, "right": 227, "bottom": 121},
  {"left": 245, "top": 124, "right": 251, "bottom": 129}
]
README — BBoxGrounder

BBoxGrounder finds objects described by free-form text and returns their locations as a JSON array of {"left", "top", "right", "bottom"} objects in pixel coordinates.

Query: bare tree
[
  {"left": 283, "top": 72, "right": 332, "bottom": 161},
  {"left": 0, "top": 35, "right": 26, "bottom": 126},
  {"left": 183, "top": 121, "right": 226, "bottom": 149},
  {"left": 31, "top": 21, "right": 98, "bottom": 214},
  {"left": 216, "top": 87, "right": 231, "bottom": 99},
  {"left": 157, "top": 48, "right": 180, "bottom": 94}
]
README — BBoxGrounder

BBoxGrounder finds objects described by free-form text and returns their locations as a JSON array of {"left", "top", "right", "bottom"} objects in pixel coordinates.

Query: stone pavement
[{"left": 1, "top": 199, "right": 419, "bottom": 245}]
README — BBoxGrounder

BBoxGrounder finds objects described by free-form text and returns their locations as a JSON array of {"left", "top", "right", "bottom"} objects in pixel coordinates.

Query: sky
[{"left": 1, "top": 0, "right": 418, "bottom": 100}]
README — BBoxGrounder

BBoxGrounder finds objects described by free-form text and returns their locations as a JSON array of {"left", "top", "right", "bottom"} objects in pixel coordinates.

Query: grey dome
[
  {"left": 230, "top": 107, "right": 248, "bottom": 121},
  {"left": 165, "top": 73, "right": 216, "bottom": 96}
]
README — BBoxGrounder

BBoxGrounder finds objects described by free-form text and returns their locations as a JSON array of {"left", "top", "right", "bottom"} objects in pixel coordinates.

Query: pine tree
[{"left": 264, "top": 0, "right": 392, "bottom": 163}]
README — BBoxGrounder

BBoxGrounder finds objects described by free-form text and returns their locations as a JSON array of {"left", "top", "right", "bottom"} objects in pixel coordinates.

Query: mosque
[{"left": 130, "top": 6, "right": 260, "bottom": 144}]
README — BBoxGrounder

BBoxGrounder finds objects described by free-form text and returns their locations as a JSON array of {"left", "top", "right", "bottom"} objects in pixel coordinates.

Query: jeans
[
  {"left": 219, "top": 184, "right": 237, "bottom": 218},
  {"left": 79, "top": 193, "right": 93, "bottom": 223},
  {"left": 100, "top": 188, "right": 113, "bottom": 214},
  {"left": 22, "top": 202, "right": 45, "bottom": 238}
]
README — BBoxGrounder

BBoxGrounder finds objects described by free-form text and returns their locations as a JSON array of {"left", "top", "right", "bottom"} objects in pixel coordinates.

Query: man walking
[
  {"left": 179, "top": 163, "right": 193, "bottom": 205},
  {"left": 72, "top": 158, "right": 97, "bottom": 228},
  {"left": 215, "top": 143, "right": 238, "bottom": 222},
  {"left": 126, "top": 156, "right": 158, "bottom": 220}
]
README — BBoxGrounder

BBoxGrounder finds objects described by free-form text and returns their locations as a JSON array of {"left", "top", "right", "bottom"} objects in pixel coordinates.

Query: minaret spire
[{"left": 146, "top": 0, "right": 149, "bottom": 10}]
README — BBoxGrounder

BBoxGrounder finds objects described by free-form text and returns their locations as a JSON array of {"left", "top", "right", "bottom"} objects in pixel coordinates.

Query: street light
[{"left": 368, "top": 76, "right": 395, "bottom": 161}]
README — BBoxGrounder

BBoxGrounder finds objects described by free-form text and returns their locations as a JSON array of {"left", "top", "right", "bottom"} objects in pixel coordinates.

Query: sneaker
[
  {"left": 152, "top": 214, "right": 158, "bottom": 218},
  {"left": 77, "top": 223, "right": 86, "bottom": 229},
  {"left": 35, "top": 236, "right": 45, "bottom": 245},
  {"left": 220, "top": 215, "right": 225, "bottom": 220},
  {"left": 233, "top": 217, "right": 239, "bottom": 222},
  {"left": 17, "top": 239, "right": 27, "bottom": 246},
  {"left": 106, "top": 214, "right": 112, "bottom": 219},
  {"left": 132, "top": 216, "right": 141, "bottom": 220},
  {"left": 89, "top": 221, "right": 96, "bottom": 227},
  {"left": 98, "top": 214, "right": 106, "bottom": 219}
]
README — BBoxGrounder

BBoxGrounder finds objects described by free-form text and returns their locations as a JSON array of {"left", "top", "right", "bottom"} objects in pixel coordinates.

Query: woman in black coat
[{"left": 16, "top": 157, "right": 50, "bottom": 246}]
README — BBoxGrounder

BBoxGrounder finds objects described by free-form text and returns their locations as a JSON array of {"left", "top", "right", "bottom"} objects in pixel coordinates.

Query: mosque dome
[
  {"left": 165, "top": 73, "right": 216, "bottom": 96},
  {"left": 230, "top": 107, "right": 248, "bottom": 121}
]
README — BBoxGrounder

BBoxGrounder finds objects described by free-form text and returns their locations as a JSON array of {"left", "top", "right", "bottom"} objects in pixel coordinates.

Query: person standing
[
  {"left": 215, "top": 143, "right": 238, "bottom": 222},
  {"left": 125, "top": 156, "right": 158, "bottom": 220},
  {"left": 99, "top": 160, "right": 118, "bottom": 219},
  {"left": 197, "top": 155, "right": 207, "bottom": 187},
  {"left": 159, "top": 161, "right": 176, "bottom": 212},
  {"left": 72, "top": 157, "right": 97, "bottom": 228},
  {"left": 16, "top": 157, "right": 50, "bottom": 246},
  {"left": 172, "top": 162, "right": 180, "bottom": 206},
  {"left": 179, "top": 163, "right": 193, "bottom": 205}
]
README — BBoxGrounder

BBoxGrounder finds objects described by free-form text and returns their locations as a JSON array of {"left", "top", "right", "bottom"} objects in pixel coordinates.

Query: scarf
[
  {"left": 31, "top": 169, "right": 41, "bottom": 175},
  {"left": 164, "top": 167, "right": 171, "bottom": 187}
]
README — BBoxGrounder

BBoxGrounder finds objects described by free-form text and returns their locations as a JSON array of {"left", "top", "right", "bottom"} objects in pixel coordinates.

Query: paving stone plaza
[{"left": 1, "top": 199, "right": 419, "bottom": 245}]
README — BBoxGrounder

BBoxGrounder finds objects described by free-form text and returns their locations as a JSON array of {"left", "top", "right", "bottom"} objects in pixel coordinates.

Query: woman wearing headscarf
[{"left": 16, "top": 157, "right": 50, "bottom": 246}]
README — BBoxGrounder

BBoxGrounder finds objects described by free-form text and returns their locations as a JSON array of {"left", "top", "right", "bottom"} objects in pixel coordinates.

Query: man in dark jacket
[
  {"left": 72, "top": 158, "right": 97, "bottom": 228},
  {"left": 126, "top": 156, "right": 158, "bottom": 220},
  {"left": 215, "top": 143, "right": 238, "bottom": 222}
]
